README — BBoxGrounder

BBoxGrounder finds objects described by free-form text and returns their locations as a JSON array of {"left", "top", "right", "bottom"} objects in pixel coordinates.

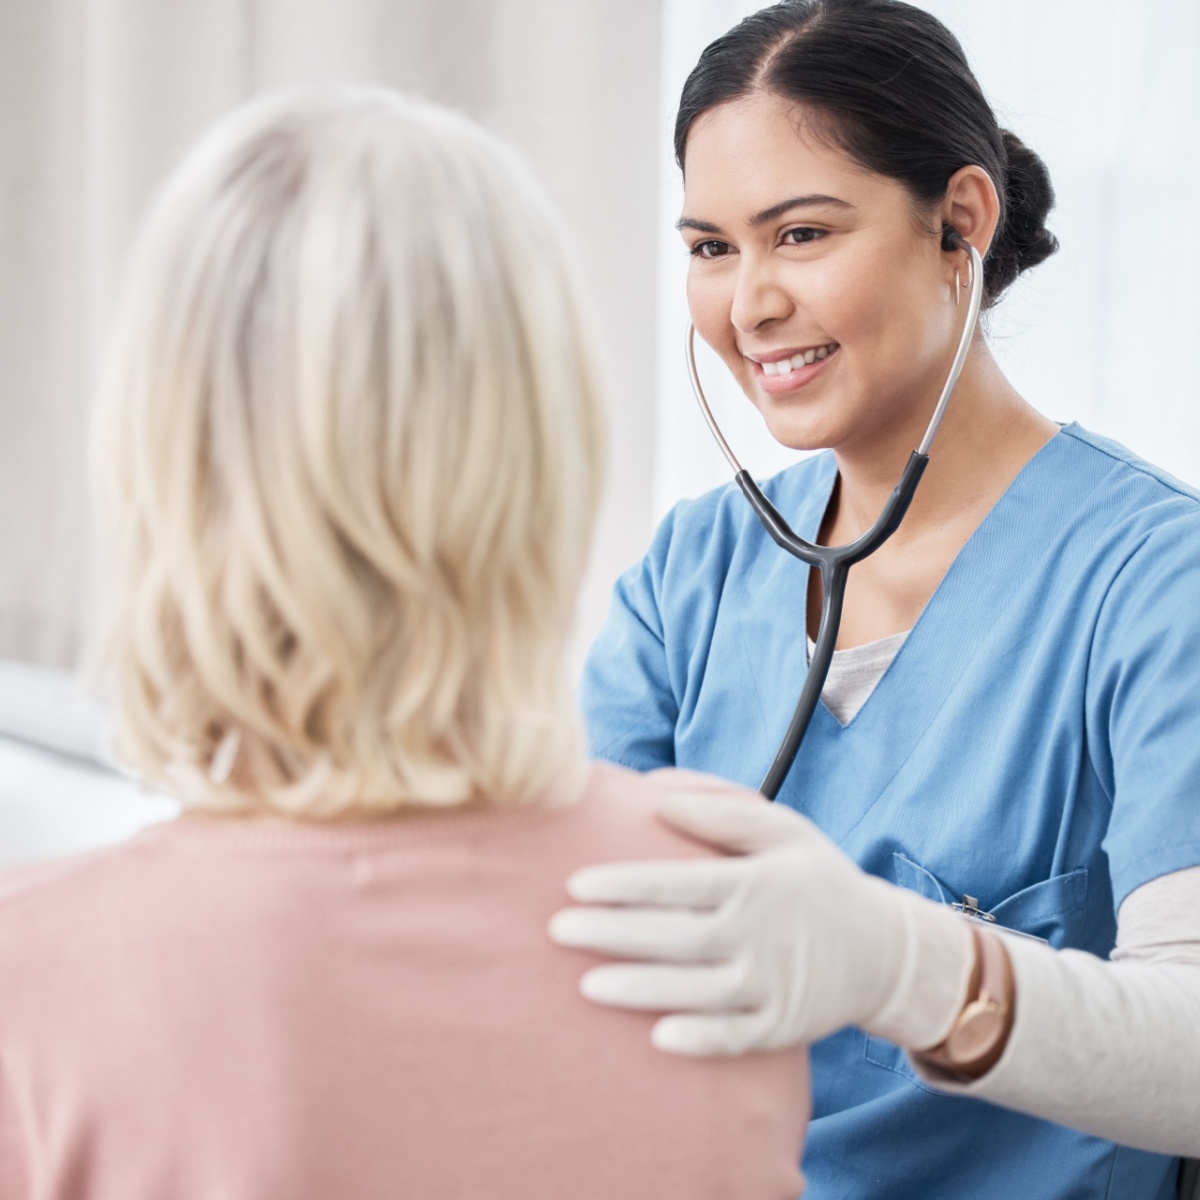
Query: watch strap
[{"left": 915, "top": 923, "right": 1013, "bottom": 1078}]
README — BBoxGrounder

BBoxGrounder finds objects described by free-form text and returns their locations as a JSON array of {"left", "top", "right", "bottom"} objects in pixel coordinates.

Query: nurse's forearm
[{"left": 910, "top": 936, "right": 1200, "bottom": 1155}]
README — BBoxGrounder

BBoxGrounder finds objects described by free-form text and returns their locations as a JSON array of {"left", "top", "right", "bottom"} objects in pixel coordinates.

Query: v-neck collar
[{"left": 735, "top": 424, "right": 1079, "bottom": 836}]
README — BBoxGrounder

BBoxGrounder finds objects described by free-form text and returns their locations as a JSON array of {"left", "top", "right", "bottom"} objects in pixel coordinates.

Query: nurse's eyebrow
[
  {"left": 751, "top": 194, "right": 852, "bottom": 225},
  {"left": 676, "top": 194, "right": 852, "bottom": 233}
]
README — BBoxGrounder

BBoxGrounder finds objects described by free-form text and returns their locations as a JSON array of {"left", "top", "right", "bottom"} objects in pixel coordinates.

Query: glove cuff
[{"left": 864, "top": 884, "right": 976, "bottom": 1051}]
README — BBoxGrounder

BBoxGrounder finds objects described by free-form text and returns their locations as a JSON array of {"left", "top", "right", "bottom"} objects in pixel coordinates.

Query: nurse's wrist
[{"left": 911, "top": 927, "right": 1016, "bottom": 1080}]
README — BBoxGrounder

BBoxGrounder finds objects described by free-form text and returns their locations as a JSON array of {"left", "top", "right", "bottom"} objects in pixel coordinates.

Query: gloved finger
[
  {"left": 655, "top": 789, "right": 818, "bottom": 854},
  {"left": 578, "top": 960, "right": 757, "bottom": 1012},
  {"left": 548, "top": 905, "right": 721, "bottom": 961},
  {"left": 650, "top": 1011, "right": 773, "bottom": 1058},
  {"left": 564, "top": 856, "right": 744, "bottom": 908}
]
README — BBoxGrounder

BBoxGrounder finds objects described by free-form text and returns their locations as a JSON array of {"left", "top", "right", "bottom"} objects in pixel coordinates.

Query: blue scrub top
[{"left": 581, "top": 424, "right": 1200, "bottom": 1200}]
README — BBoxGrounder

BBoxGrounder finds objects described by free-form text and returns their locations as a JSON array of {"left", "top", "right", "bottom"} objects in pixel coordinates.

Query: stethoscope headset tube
[{"left": 685, "top": 229, "right": 985, "bottom": 800}]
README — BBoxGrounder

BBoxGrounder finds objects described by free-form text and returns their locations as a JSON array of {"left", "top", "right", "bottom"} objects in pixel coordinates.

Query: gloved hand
[{"left": 549, "top": 772, "right": 974, "bottom": 1057}]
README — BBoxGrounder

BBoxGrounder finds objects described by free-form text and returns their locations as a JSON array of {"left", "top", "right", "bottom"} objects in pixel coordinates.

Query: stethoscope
[{"left": 685, "top": 229, "right": 985, "bottom": 800}]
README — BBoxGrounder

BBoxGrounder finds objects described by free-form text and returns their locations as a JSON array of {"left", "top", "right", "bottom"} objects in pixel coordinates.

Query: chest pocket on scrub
[{"left": 863, "top": 852, "right": 1089, "bottom": 1092}]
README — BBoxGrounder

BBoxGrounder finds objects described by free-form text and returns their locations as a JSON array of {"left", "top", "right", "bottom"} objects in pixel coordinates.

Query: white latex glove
[{"left": 549, "top": 775, "right": 973, "bottom": 1057}]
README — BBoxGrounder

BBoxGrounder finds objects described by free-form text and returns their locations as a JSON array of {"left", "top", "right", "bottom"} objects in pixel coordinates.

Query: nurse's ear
[{"left": 940, "top": 165, "right": 1001, "bottom": 269}]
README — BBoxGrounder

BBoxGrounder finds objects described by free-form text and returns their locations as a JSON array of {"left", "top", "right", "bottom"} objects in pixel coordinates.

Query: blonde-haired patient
[
  {"left": 98, "top": 88, "right": 599, "bottom": 816},
  {"left": 0, "top": 89, "right": 808, "bottom": 1199}
]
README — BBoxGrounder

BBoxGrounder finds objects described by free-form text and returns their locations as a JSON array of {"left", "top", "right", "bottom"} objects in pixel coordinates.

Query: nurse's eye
[
  {"left": 690, "top": 239, "right": 733, "bottom": 260},
  {"left": 782, "top": 226, "right": 825, "bottom": 246}
]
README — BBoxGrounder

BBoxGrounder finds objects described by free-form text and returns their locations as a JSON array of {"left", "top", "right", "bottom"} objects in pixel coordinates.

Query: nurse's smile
[{"left": 749, "top": 342, "right": 840, "bottom": 396}]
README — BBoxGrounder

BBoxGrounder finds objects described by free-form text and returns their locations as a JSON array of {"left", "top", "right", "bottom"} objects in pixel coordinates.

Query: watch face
[{"left": 946, "top": 1002, "right": 1006, "bottom": 1063}]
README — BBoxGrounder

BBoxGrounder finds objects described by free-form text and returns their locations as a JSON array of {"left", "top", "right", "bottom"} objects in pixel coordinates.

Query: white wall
[
  {"left": 921, "top": 0, "right": 1200, "bottom": 483},
  {"left": 0, "top": 736, "right": 177, "bottom": 870}
]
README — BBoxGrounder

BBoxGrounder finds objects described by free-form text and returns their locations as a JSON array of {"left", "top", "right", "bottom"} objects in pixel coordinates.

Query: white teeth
[{"left": 758, "top": 344, "right": 836, "bottom": 376}]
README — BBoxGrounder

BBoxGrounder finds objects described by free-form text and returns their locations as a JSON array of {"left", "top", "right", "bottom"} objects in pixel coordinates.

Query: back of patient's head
[{"left": 93, "top": 88, "right": 606, "bottom": 818}]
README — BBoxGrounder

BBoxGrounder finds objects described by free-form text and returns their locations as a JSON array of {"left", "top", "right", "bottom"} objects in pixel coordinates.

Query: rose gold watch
[{"left": 915, "top": 924, "right": 1014, "bottom": 1079}]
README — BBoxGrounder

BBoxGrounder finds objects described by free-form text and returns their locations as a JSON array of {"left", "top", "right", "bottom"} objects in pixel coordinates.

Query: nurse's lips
[{"left": 749, "top": 343, "right": 840, "bottom": 395}]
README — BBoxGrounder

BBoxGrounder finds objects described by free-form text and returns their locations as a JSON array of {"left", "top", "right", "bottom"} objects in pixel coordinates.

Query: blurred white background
[
  {"left": 0, "top": 0, "right": 661, "bottom": 675},
  {"left": 2, "top": 0, "right": 1198, "bottom": 864}
]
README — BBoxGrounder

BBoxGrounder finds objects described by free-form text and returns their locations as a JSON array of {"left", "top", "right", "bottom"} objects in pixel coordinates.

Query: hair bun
[{"left": 986, "top": 130, "right": 1059, "bottom": 298}]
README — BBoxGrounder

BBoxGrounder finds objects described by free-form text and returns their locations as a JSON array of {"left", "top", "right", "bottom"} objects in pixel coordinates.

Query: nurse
[{"left": 550, "top": 1, "right": 1200, "bottom": 1198}]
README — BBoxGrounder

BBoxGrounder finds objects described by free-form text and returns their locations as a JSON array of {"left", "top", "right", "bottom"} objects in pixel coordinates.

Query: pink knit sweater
[{"left": 0, "top": 762, "right": 808, "bottom": 1198}]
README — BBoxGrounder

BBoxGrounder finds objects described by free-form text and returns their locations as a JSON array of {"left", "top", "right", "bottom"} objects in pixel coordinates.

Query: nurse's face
[{"left": 681, "top": 92, "right": 962, "bottom": 455}]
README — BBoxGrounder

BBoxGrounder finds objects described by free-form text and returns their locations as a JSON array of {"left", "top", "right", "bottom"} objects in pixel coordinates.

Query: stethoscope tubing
[{"left": 686, "top": 237, "right": 985, "bottom": 799}]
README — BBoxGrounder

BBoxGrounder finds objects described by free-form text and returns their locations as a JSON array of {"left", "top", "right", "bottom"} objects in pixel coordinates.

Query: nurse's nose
[{"left": 729, "top": 253, "right": 793, "bottom": 334}]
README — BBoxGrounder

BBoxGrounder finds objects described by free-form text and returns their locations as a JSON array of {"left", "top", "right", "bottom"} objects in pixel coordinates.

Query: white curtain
[
  {"left": 0, "top": 0, "right": 663, "bottom": 671},
  {"left": 656, "top": 0, "right": 1200, "bottom": 515}
]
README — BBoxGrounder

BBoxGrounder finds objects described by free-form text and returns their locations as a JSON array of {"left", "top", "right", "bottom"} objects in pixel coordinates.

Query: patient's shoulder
[
  {"left": 0, "top": 834, "right": 155, "bottom": 914},
  {"left": 568, "top": 762, "right": 758, "bottom": 861}
]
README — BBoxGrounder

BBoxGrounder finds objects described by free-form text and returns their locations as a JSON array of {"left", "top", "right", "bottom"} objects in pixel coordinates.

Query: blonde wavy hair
[{"left": 92, "top": 88, "right": 606, "bottom": 816}]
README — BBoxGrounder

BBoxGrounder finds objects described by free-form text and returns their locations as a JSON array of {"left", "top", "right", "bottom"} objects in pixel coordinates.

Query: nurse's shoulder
[
  {"left": 634, "top": 451, "right": 836, "bottom": 610},
  {"left": 580, "top": 453, "right": 833, "bottom": 771},
  {"left": 1058, "top": 424, "right": 1200, "bottom": 621},
  {"left": 1061, "top": 424, "right": 1200, "bottom": 531}
]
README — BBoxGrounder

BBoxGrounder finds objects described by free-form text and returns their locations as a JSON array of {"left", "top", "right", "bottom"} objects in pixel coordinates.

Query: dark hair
[{"left": 675, "top": 0, "right": 1057, "bottom": 303}]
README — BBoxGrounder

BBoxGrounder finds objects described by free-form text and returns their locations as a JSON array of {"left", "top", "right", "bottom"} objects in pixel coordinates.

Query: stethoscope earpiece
[
  {"left": 942, "top": 226, "right": 973, "bottom": 306},
  {"left": 941, "top": 224, "right": 967, "bottom": 253}
]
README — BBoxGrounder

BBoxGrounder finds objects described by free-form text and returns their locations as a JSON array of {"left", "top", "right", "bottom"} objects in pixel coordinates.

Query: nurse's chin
[{"left": 753, "top": 408, "right": 847, "bottom": 456}]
